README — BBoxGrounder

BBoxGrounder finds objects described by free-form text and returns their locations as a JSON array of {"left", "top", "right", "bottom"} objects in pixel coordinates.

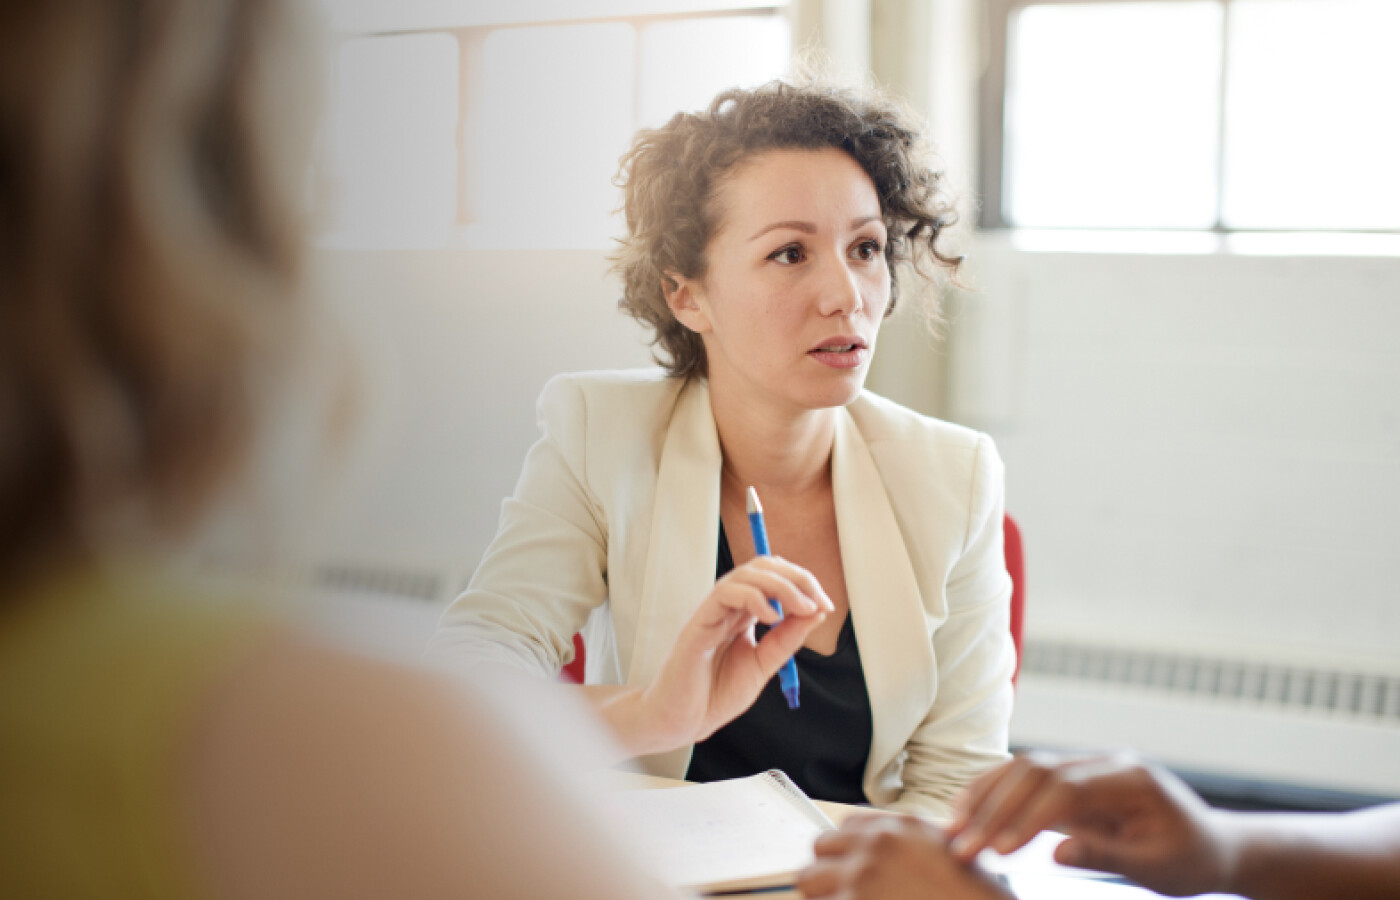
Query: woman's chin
[{"left": 797, "top": 372, "right": 869, "bottom": 410}]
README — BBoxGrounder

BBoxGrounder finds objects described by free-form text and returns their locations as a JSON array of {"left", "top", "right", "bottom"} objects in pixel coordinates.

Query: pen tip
[{"left": 746, "top": 485, "right": 762, "bottom": 515}]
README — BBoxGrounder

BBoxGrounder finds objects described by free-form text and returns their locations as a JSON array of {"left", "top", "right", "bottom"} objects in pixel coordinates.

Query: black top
[{"left": 685, "top": 522, "right": 874, "bottom": 805}]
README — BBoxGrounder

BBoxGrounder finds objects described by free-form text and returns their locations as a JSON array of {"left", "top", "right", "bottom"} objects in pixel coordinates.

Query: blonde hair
[{"left": 0, "top": 0, "right": 318, "bottom": 590}]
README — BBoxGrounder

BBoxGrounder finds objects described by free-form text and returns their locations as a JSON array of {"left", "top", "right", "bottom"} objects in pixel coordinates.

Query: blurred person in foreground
[
  {"left": 0, "top": 2, "right": 671, "bottom": 898},
  {"left": 797, "top": 751, "right": 1400, "bottom": 899}
]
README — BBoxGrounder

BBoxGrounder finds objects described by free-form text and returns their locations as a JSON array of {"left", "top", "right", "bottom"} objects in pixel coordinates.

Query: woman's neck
[{"left": 708, "top": 382, "right": 837, "bottom": 499}]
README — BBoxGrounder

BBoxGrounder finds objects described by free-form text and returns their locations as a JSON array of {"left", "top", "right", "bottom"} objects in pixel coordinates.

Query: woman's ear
[{"left": 662, "top": 272, "right": 712, "bottom": 334}]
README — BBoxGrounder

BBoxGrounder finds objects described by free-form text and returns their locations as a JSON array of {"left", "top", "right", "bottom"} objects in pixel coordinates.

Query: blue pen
[{"left": 746, "top": 486, "right": 801, "bottom": 709}]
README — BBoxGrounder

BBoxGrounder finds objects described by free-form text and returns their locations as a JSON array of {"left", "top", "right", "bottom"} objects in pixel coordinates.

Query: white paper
[{"left": 607, "top": 776, "right": 826, "bottom": 890}]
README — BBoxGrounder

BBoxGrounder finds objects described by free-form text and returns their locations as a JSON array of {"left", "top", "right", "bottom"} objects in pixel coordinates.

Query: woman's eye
[
  {"left": 852, "top": 240, "right": 882, "bottom": 261},
  {"left": 768, "top": 245, "right": 805, "bottom": 265}
]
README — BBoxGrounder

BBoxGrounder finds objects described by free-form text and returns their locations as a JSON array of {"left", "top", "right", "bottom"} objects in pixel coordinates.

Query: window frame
[
  {"left": 978, "top": 0, "right": 1397, "bottom": 234},
  {"left": 319, "top": 4, "right": 788, "bottom": 244}
]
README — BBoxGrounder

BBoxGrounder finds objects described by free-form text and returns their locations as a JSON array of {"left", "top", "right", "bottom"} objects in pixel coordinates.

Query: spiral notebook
[{"left": 608, "top": 770, "right": 836, "bottom": 894}]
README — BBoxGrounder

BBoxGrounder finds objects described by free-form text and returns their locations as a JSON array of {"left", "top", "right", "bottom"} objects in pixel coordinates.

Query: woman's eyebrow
[
  {"left": 747, "top": 220, "right": 816, "bottom": 241},
  {"left": 746, "top": 215, "right": 884, "bottom": 242}
]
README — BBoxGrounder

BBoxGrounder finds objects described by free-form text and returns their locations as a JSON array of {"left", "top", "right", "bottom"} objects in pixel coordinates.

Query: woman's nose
[{"left": 816, "top": 256, "right": 864, "bottom": 317}]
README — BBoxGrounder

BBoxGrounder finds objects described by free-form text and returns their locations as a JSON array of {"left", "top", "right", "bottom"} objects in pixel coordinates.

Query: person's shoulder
[
  {"left": 848, "top": 389, "right": 990, "bottom": 455},
  {"left": 538, "top": 368, "right": 684, "bottom": 417},
  {"left": 187, "top": 635, "right": 667, "bottom": 900},
  {"left": 185, "top": 634, "right": 486, "bottom": 897},
  {"left": 535, "top": 368, "right": 693, "bottom": 459},
  {"left": 542, "top": 367, "right": 682, "bottom": 401},
  {"left": 848, "top": 394, "right": 1005, "bottom": 544}
]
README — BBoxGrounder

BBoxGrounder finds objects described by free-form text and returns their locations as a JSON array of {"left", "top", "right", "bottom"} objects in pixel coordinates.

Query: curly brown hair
[{"left": 611, "top": 80, "right": 962, "bottom": 379}]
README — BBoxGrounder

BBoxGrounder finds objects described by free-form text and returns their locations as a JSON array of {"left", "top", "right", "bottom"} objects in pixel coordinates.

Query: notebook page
[{"left": 608, "top": 774, "right": 830, "bottom": 892}]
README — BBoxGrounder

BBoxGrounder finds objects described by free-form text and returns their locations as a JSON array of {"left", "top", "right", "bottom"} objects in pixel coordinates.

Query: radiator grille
[
  {"left": 315, "top": 564, "right": 443, "bottom": 604},
  {"left": 1021, "top": 640, "right": 1400, "bottom": 724}
]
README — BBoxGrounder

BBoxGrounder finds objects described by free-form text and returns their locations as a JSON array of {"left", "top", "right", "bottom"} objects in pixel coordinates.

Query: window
[
  {"left": 319, "top": 7, "right": 790, "bottom": 248},
  {"left": 983, "top": 0, "right": 1400, "bottom": 232},
  {"left": 1222, "top": 0, "right": 1400, "bottom": 230}
]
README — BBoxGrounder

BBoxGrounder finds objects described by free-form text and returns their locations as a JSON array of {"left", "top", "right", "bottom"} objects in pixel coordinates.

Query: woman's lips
[{"left": 808, "top": 345, "right": 867, "bottom": 369}]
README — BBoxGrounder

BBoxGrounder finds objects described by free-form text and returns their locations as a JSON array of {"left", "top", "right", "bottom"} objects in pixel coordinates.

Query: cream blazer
[{"left": 429, "top": 369, "right": 1015, "bottom": 819}]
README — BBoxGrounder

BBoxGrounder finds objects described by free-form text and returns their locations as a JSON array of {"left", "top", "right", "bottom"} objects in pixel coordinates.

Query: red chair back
[
  {"left": 562, "top": 514, "right": 1027, "bottom": 686},
  {"left": 1003, "top": 513, "right": 1026, "bottom": 686},
  {"left": 561, "top": 632, "right": 586, "bottom": 684}
]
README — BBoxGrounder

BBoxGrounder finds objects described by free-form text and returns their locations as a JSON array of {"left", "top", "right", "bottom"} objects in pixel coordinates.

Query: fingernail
[{"left": 949, "top": 833, "right": 974, "bottom": 857}]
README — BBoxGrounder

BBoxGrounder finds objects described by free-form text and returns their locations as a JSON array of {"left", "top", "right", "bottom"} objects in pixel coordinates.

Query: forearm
[
  {"left": 579, "top": 684, "right": 677, "bottom": 759},
  {"left": 1223, "top": 805, "right": 1400, "bottom": 900}
]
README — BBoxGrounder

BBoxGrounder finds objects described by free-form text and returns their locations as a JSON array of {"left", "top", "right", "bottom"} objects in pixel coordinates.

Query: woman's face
[{"left": 666, "top": 147, "right": 891, "bottom": 417}]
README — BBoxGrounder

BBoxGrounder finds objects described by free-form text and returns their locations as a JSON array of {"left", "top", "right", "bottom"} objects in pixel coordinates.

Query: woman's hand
[
  {"left": 944, "top": 751, "right": 1233, "bottom": 897},
  {"left": 797, "top": 813, "right": 1015, "bottom": 900},
  {"left": 601, "top": 554, "right": 832, "bottom": 757}
]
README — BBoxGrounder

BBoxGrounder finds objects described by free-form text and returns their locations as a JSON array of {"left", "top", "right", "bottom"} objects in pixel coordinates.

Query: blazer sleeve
[
  {"left": 888, "top": 433, "right": 1016, "bottom": 820},
  {"left": 425, "top": 375, "right": 609, "bottom": 680}
]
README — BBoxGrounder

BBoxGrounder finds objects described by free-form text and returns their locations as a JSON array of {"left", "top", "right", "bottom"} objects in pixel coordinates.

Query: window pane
[
  {"left": 325, "top": 34, "right": 459, "bottom": 247},
  {"left": 468, "top": 23, "right": 635, "bottom": 248},
  {"left": 1222, "top": 0, "right": 1400, "bottom": 230},
  {"left": 1004, "top": 2, "right": 1223, "bottom": 228},
  {"left": 638, "top": 15, "right": 790, "bottom": 129}
]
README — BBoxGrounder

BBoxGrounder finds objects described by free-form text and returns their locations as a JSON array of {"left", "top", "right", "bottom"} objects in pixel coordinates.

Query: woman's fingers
[
  {"left": 950, "top": 754, "right": 1158, "bottom": 864},
  {"left": 800, "top": 815, "right": 1013, "bottom": 900},
  {"left": 813, "top": 826, "right": 859, "bottom": 856},
  {"left": 644, "top": 554, "right": 833, "bottom": 748},
  {"left": 986, "top": 776, "right": 1076, "bottom": 855},
  {"left": 793, "top": 858, "right": 843, "bottom": 897},
  {"left": 947, "top": 762, "right": 1018, "bottom": 836},
  {"left": 752, "top": 612, "right": 825, "bottom": 674},
  {"left": 760, "top": 554, "right": 835, "bottom": 612},
  {"left": 1055, "top": 832, "right": 1127, "bottom": 875},
  {"left": 948, "top": 754, "right": 1057, "bottom": 861},
  {"left": 711, "top": 556, "right": 833, "bottom": 623}
]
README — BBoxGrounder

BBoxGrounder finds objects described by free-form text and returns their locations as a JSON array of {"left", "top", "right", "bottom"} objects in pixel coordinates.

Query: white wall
[
  {"left": 949, "top": 235, "right": 1400, "bottom": 794},
  {"left": 310, "top": 248, "right": 653, "bottom": 591},
  {"left": 954, "top": 236, "right": 1400, "bottom": 671}
]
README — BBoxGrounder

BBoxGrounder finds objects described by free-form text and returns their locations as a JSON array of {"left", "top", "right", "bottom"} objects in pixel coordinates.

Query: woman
[
  {"left": 0, "top": 2, "right": 672, "bottom": 897},
  {"left": 430, "top": 81, "right": 1017, "bottom": 819}
]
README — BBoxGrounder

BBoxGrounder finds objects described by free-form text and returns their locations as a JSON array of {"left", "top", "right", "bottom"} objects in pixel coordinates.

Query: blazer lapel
[
  {"left": 629, "top": 376, "right": 722, "bottom": 690},
  {"left": 832, "top": 408, "right": 936, "bottom": 789},
  {"left": 628, "top": 377, "right": 722, "bottom": 778}
]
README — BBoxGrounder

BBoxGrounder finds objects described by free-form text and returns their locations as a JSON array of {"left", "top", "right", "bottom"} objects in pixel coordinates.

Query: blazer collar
[
  {"left": 630, "top": 377, "right": 722, "bottom": 689},
  {"left": 628, "top": 377, "right": 720, "bottom": 778},
  {"left": 832, "top": 406, "right": 936, "bottom": 784}
]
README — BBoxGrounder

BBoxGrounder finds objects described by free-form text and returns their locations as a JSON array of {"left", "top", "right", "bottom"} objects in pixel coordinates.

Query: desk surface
[
  {"left": 600, "top": 770, "right": 865, "bottom": 823},
  {"left": 600, "top": 771, "right": 1242, "bottom": 900}
]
